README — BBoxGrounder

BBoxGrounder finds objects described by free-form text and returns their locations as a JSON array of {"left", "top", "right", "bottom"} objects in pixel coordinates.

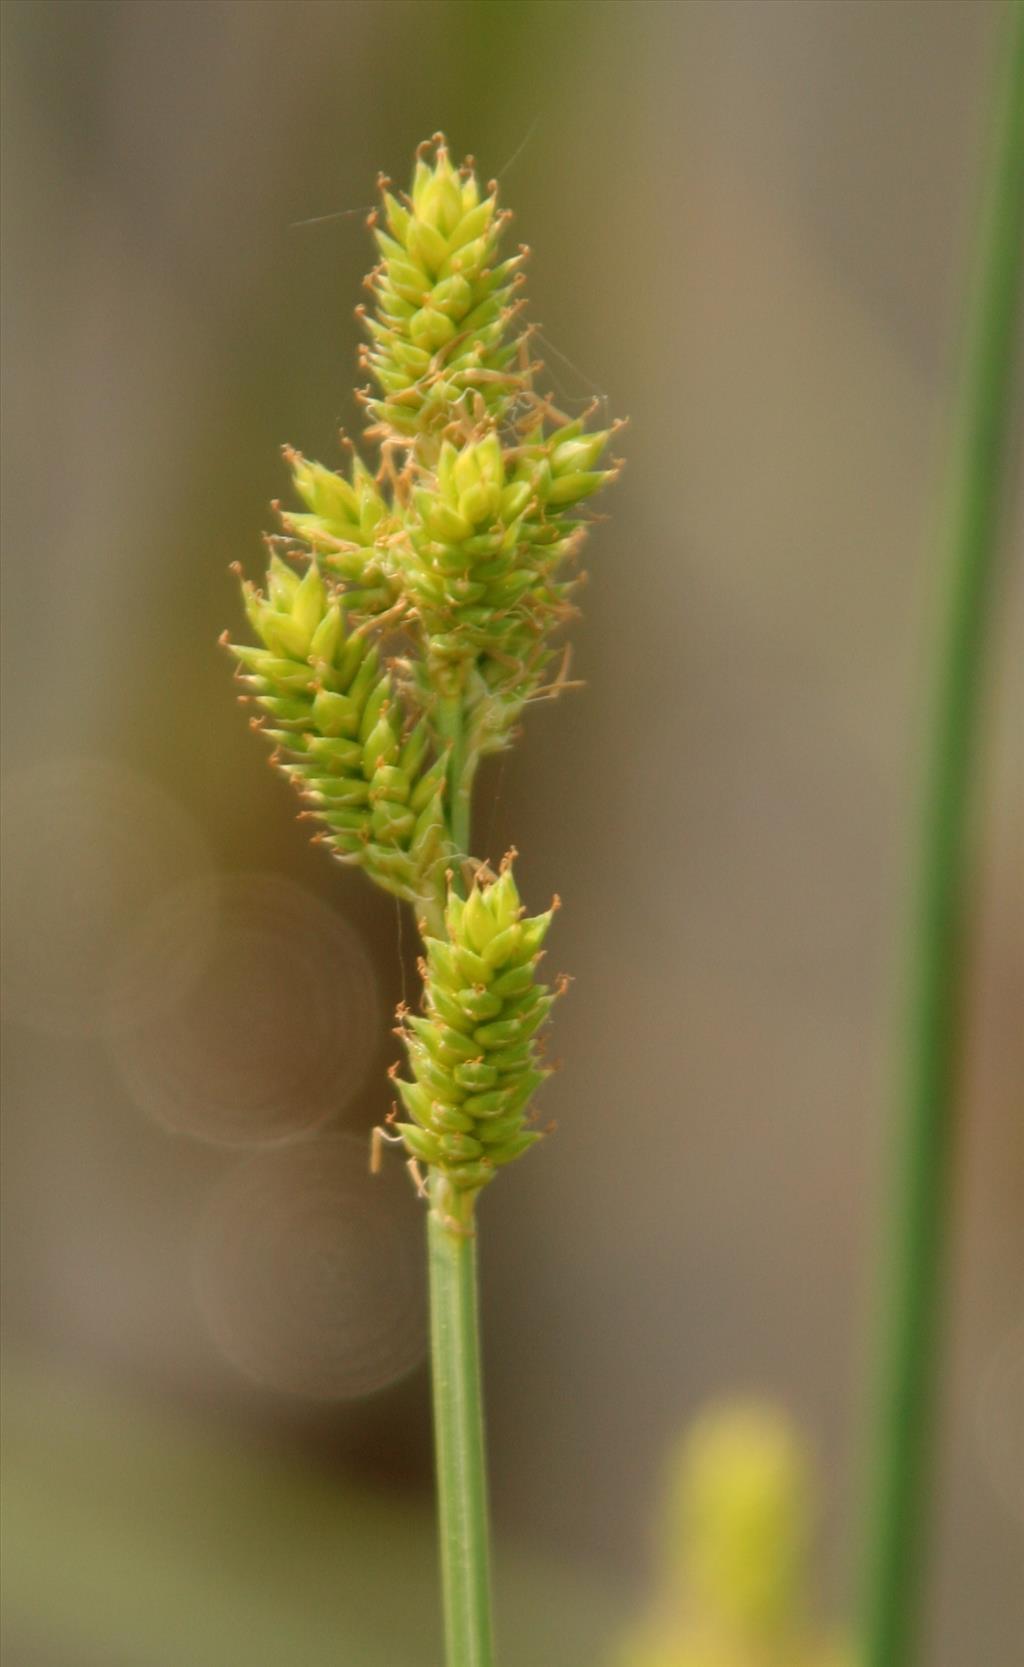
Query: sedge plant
[{"left": 224, "top": 136, "right": 620, "bottom": 1666}]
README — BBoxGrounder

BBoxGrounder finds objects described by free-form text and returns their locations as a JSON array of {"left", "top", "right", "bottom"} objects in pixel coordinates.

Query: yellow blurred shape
[
  {"left": 614, "top": 1401, "right": 851, "bottom": 1667},
  {"left": 670, "top": 1401, "right": 813, "bottom": 1639}
]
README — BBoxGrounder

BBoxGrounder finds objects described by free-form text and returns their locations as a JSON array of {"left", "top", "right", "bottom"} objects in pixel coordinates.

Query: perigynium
[{"left": 224, "top": 135, "right": 621, "bottom": 1667}]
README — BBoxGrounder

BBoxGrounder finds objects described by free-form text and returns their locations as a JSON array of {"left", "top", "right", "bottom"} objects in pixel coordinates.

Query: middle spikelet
[
  {"left": 402, "top": 418, "right": 616, "bottom": 688},
  {"left": 394, "top": 864, "right": 559, "bottom": 1189}
]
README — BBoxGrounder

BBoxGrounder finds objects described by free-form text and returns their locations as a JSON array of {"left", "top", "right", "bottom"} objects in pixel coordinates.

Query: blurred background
[{"left": 2, "top": 2, "right": 1021, "bottom": 1663}]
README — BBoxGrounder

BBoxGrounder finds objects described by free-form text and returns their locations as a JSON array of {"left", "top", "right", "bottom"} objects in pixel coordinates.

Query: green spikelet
[
  {"left": 403, "top": 419, "right": 616, "bottom": 687},
  {"left": 225, "top": 556, "right": 447, "bottom": 907},
  {"left": 359, "top": 136, "right": 528, "bottom": 441},
  {"left": 394, "top": 863, "right": 559, "bottom": 1191}
]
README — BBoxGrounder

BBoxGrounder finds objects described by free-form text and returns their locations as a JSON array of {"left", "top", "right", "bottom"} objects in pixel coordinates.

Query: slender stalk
[
  {"left": 437, "top": 686, "right": 474, "bottom": 869},
  {"left": 428, "top": 1179, "right": 494, "bottom": 1667},
  {"left": 429, "top": 680, "right": 495, "bottom": 1665},
  {"left": 859, "top": 11, "right": 1024, "bottom": 1667}
]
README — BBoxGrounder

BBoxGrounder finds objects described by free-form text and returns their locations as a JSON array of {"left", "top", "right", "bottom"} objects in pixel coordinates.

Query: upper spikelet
[{"left": 359, "top": 137, "right": 528, "bottom": 441}]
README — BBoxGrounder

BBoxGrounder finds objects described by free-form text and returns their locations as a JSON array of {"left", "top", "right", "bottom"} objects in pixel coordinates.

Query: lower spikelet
[{"left": 393, "top": 862, "right": 560, "bottom": 1190}]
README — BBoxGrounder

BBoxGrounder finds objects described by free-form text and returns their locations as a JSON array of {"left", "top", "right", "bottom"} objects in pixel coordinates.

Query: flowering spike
[
  {"left": 221, "top": 133, "right": 623, "bottom": 1667},
  {"left": 393, "top": 863, "right": 555, "bottom": 1190},
  {"left": 361, "top": 137, "right": 528, "bottom": 442},
  {"left": 225, "top": 134, "right": 621, "bottom": 1174},
  {"left": 224, "top": 561, "right": 445, "bottom": 912}
]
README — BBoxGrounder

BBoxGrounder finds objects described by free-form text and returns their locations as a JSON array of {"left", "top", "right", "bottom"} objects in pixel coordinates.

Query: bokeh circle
[
  {"left": 109, "top": 872, "right": 381, "bottom": 1148},
  {"left": 1, "top": 757, "right": 212, "bottom": 1038},
  {"left": 194, "top": 1134, "right": 426, "bottom": 1400}
]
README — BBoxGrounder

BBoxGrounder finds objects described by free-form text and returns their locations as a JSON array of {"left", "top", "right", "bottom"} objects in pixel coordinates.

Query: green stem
[
  {"left": 427, "top": 1179, "right": 494, "bottom": 1667},
  {"left": 437, "top": 681, "right": 474, "bottom": 879},
  {"left": 428, "top": 682, "right": 494, "bottom": 1664},
  {"left": 859, "top": 12, "right": 1024, "bottom": 1667}
]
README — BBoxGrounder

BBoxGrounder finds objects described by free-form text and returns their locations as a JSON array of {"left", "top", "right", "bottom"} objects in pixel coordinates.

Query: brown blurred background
[{"left": 2, "top": 3, "right": 1021, "bottom": 1664}]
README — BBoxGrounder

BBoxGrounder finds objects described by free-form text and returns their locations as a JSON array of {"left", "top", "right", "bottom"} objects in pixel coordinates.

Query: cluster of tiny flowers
[
  {"left": 359, "top": 144, "right": 524, "bottom": 439},
  {"left": 393, "top": 865, "right": 559, "bottom": 1191},
  {"left": 227, "top": 558, "right": 447, "bottom": 908},
  {"left": 402, "top": 418, "right": 612, "bottom": 694},
  {"left": 226, "top": 136, "right": 620, "bottom": 1188}
]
